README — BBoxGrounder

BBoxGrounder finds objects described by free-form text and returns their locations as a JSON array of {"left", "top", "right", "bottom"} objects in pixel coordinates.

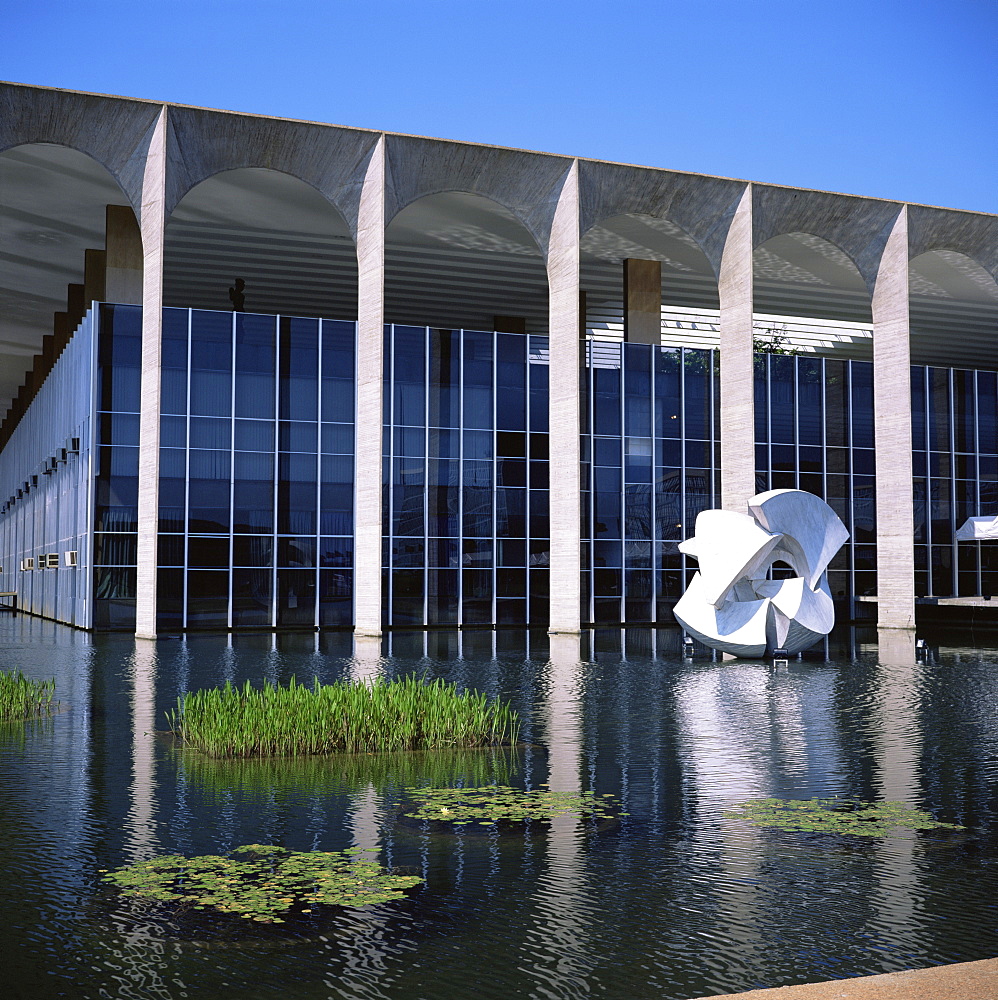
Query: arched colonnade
[{"left": 2, "top": 84, "right": 997, "bottom": 636}]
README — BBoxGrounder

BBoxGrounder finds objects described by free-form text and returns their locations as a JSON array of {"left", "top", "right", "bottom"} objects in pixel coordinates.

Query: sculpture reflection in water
[{"left": 673, "top": 489, "right": 849, "bottom": 658}]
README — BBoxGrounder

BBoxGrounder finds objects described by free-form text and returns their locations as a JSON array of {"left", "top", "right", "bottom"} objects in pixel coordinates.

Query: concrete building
[{"left": 1, "top": 82, "right": 996, "bottom": 636}]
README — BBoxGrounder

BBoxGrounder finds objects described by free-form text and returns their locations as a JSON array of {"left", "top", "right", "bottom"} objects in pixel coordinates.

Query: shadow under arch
[
  {"left": 580, "top": 211, "right": 720, "bottom": 344},
  {"left": 0, "top": 140, "right": 136, "bottom": 417},
  {"left": 384, "top": 190, "right": 549, "bottom": 332},
  {"left": 163, "top": 166, "right": 357, "bottom": 320},
  {"left": 908, "top": 248, "right": 998, "bottom": 369},
  {"left": 753, "top": 231, "right": 873, "bottom": 359}
]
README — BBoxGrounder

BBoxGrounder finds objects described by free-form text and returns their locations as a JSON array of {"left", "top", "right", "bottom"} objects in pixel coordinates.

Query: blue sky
[{"left": 6, "top": 0, "right": 996, "bottom": 212}]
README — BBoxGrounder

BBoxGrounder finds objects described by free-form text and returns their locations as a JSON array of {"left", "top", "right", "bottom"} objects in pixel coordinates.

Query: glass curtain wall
[
  {"left": 93, "top": 304, "right": 142, "bottom": 627},
  {"left": 582, "top": 342, "right": 720, "bottom": 625},
  {"left": 753, "top": 353, "right": 876, "bottom": 602},
  {"left": 0, "top": 308, "right": 95, "bottom": 628},
  {"left": 911, "top": 365, "right": 998, "bottom": 598},
  {"left": 382, "top": 326, "right": 550, "bottom": 628},
  {"left": 156, "top": 308, "right": 355, "bottom": 632}
]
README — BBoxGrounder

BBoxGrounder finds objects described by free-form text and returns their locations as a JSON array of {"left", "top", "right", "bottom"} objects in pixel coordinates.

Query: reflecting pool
[{"left": 2, "top": 618, "right": 998, "bottom": 1000}]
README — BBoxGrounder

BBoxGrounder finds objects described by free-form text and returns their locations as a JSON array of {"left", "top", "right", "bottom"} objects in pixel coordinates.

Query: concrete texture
[
  {"left": 546, "top": 160, "right": 582, "bottom": 633},
  {"left": 134, "top": 107, "right": 168, "bottom": 639},
  {"left": 353, "top": 137, "right": 386, "bottom": 637},
  {"left": 698, "top": 957, "right": 998, "bottom": 1000},
  {"left": 623, "top": 258, "right": 661, "bottom": 344},
  {"left": 104, "top": 205, "right": 143, "bottom": 304},
  {"left": 718, "top": 186, "right": 756, "bottom": 512},
  {"left": 871, "top": 208, "right": 915, "bottom": 630}
]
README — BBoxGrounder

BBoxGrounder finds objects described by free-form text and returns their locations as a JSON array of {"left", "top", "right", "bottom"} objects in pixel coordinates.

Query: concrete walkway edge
[{"left": 697, "top": 957, "right": 998, "bottom": 999}]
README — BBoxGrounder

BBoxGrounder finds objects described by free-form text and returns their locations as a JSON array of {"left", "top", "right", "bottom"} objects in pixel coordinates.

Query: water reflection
[
  {"left": 126, "top": 641, "right": 159, "bottom": 862},
  {"left": 2, "top": 620, "right": 998, "bottom": 1000}
]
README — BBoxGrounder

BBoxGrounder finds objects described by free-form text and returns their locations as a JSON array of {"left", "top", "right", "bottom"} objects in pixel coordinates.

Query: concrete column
[
  {"left": 83, "top": 249, "right": 106, "bottom": 307},
  {"left": 66, "top": 283, "right": 85, "bottom": 331},
  {"left": 547, "top": 161, "right": 582, "bottom": 633},
  {"left": 871, "top": 207, "right": 915, "bottom": 630},
  {"left": 623, "top": 258, "right": 661, "bottom": 344},
  {"left": 104, "top": 204, "right": 143, "bottom": 305},
  {"left": 718, "top": 185, "right": 756, "bottom": 512},
  {"left": 353, "top": 137, "right": 386, "bottom": 637},
  {"left": 134, "top": 109, "right": 168, "bottom": 640}
]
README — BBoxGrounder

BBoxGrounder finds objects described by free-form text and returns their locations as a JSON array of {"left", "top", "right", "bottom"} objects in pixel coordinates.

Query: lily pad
[
  {"left": 402, "top": 784, "right": 622, "bottom": 829},
  {"left": 726, "top": 797, "right": 963, "bottom": 838},
  {"left": 101, "top": 844, "right": 422, "bottom": 923}
]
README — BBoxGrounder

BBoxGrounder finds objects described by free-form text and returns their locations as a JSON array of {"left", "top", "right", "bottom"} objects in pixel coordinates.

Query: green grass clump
[
  {"left": 168, "top": 675, "right": 519, "bottom": 757},
  {"left": 727, "top": 797, "right": 964, "bottom": 838},
  {"left": 100, "top": 844, "right": 421, "bottom": 923},
  {"left": 0, "top": 670, "right": 56, "bottom": 722},
  {"left": 403, "top": 785, "right": 622, "bottom": 826}
]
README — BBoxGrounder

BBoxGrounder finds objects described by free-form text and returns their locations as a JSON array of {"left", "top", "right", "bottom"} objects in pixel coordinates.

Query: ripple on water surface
[{"left": 1, "top": 621, "right": 997, "bottom": 999}]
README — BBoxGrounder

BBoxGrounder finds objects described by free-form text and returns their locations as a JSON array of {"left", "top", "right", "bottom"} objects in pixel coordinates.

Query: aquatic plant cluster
[
  {"left": 403, "top": 785, "right": 622, "bottom": 826},
  {"left": 0, "top": 670, "right": 55, "bottom": 722},
  {"left": 727, "top": 797, "right": 964, "bottom": 837},
  {"left": 101, "top": 844, "right": 422, "bottom": 923},
  {"left": 168, "top": 675, "right": 520, "bottom": 757}
]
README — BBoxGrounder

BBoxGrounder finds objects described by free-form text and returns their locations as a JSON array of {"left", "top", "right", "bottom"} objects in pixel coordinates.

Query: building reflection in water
[
  {"left": 526, "top": 632, "right": 596, "bottom": 995},
  {"left": 125, "top": 640, "right": 159, "bottom": 863},
  {"left": 871, "top": 628, "right": 928, "bottom": 959}
]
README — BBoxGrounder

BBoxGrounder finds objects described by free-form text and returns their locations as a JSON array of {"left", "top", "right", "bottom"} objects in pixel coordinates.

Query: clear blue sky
[{"left": 6, "top": 0, "right": 996, "bottom": 212}]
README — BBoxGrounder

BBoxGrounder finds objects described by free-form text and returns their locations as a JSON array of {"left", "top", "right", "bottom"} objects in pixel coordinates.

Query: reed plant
[
  {"left": 0, "top": 670, "right": 56, "bottom": 722},
  {"left": 168, "top": 675, "right": 519, "bottom": 757}
]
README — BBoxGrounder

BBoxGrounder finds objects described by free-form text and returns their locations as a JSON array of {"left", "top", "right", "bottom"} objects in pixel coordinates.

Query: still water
[{"left": 2, "top": 617, "right": 997, "bottom": 1000}]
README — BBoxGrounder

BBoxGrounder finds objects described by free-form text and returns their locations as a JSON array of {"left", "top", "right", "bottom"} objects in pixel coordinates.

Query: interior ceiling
[
  {"left": 1, "top": 148, "right": 997, "bottom": 420},
  {"left": 0, "top": 143, "right": 125, "bottom": 415}
]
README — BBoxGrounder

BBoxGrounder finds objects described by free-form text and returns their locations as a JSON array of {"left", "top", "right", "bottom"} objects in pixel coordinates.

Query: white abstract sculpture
[
  {"left": 956, "top": 515, "right": 998, "bottom": 540},
  {"left": 673, "top": 489, "right": 849, "bottom": 658}
]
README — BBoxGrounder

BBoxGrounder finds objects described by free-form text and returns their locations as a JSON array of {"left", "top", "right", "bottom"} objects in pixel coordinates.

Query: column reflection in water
[
  {"left": 528, "top": 632, "right": 595, "bottom": 995},
  {"left": 125, "top": 640, "right": 159, "bottom": 862},
  {"left": 332, "top": 633, "right": 392, "bottom": 1000},
  {"left": 349, "top": 634, "right": 384, "bottom": 848},
  {"left": 871, "top": 629, "right": 927, "bottom": 959}
]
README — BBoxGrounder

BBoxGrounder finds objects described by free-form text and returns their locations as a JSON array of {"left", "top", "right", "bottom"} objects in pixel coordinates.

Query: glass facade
[
  {"left": 582, "top": 342, "right": 720, "bottom": 625},
  {"left": 0, "top": 308, "right": 95, "bottom": 627},
  {"left": 382, "top": 326, "right": 550, "bottom": 627},
  {"left": 6, "top": 304, "right": 998, "bottom": 631},
  {"left": 154, "top": 307, "right": 356, "bottom": 632},
  {"left": 753, "top": 354, "right": 876, "bottom": 601},
  {"left": 911, "top": 365, "right": 998, "bottom": 598}
]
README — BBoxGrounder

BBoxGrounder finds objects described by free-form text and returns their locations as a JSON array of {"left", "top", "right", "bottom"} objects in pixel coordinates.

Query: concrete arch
[
  {"left": 164, "top": 165, "right": 357, "bottom": 319},
  {"left": 753, "top": 229, "right": 872, "bottom": 327},
  {"left": 384, "top": 133, "right": 573, "bottom": 257},
  {"left": 908, "top": 247, "right": 998, "bottom": 369},
  {"left": 579, "top": 159, "right": 747, "bottom": 277},
  {"left": 165, "top": 105, "right": 381, "bottom": 236},
  {"left": 580, "top": 210, "right": 721, "bottom": 337},
  {"left": 752, "top": 185, "right": 903, "bottom": 293},
  {"left": 0, "top": 140, "right": 138, "bottom": 417},
  {"left": 384, "top": 188, "right": 549, "bottom": 332},
  {"left": 908, "top": 205, "right": 998, "bottom": 283},
  {"left": 0, "top": 83, "right": 162, "bottom": 214}
]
